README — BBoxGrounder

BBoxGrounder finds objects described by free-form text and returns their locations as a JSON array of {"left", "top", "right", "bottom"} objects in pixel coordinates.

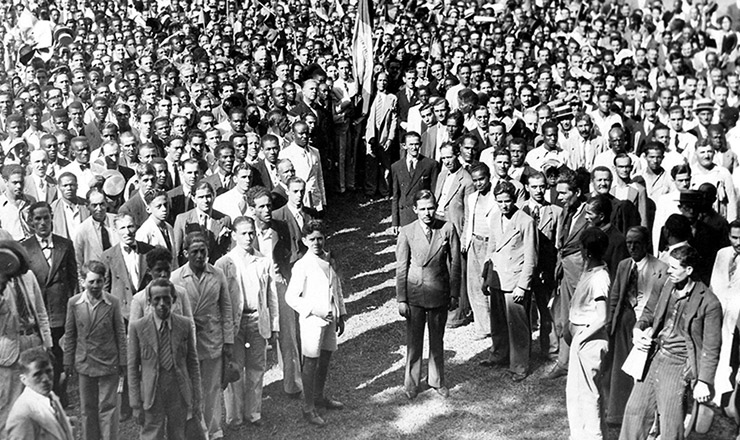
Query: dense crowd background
[{"left": 0, "top": 0, "right": 739, "bottom": 438}]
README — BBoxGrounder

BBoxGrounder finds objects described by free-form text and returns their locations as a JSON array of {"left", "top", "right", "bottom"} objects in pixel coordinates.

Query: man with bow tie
[
  {"left": 60, "top": 137, "right": 95, "bottom": 199},
  {"left": 21, "top": 202, "right": 79, "bottom": 408}
]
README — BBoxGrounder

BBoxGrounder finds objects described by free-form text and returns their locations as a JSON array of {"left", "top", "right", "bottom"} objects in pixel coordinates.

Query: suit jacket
[
  {"left": 128, "top": 314, "right": 201, "bottom": 414},
  {"left": 433, "top": 166, "right": 474, "bottom": 234},
  {"left": 611, "top": 182, "right": 649, "bottom": 228},
  {"left": 285, "top": 252, "right": 347, "bottom": 325},
  {"left": 20, "top": 235, "right": 78, "bottom": 328},
  {"left": 0, "top": 272, "right": 53, "bottom": 367},
  {"left": 252, "top": 159, "right": 276, "bottom": 192},
  {"left": 271, "top": 184, "right": 288, "bottom": 210},
  {"left": 396, "top": 87, "right": 418, "bottom": 122},
  {"left": 216, "top": 250, "right": 279, "bottom": 339},
  {"left": 395, "top": 219, "right": 461, "bottom": 308},
  {"left": 63, "top": 292, "right": 127, "bottom": 377},
  {"left": 420, "top": 125, "right": 439, "bottom": 160},
  {"left": 486, "top": 208, "right": 538, "bottom": 292},
  {"left": 73, "top": 214, "right": 119, "bottom": 269},
  {"left": 556, "top": 203, "right": 589, "bottom": 259},
  {"left": 522, "top": 202, "right": 562, "bottom": 287},
  {"left": 272, "top": 205, "right": 318, "bottom": 267},
  {"left": 172, "top": 209, "right": 232, "bottom": 264},
  {"left": 50, "top": 198, "right": 89, "bottom": 241},
  {"left": 23, "top": 175, "right": 57, "bottom": 204},
  {"left": 602, "top": 223, "right": 629, "bottom": 279},
  {"left": 102, "top": 242, "right": 154, "bottom": 319},
  {"left": 608, "top": 255, "right": 668, "bottom": 335},
  {"left": 202, "top": 171, "right": 234, "bottom": 196},
  {"left": 167, "top": 186, "right": 195, "bottom": 225},
  {"left": 118, "top": 192, "right": 149, "bottom": 227},
  {"left": 464, "top": 127, "right": 489, "bottom": 157},
  {"left": 391, "top": 156, "right": 438, "bottom": 227},
  {"left": 638, "top": 280, "right": 722, "bottom": 385},
  {"left": 365, "top": 92, "right": 397, "bottom": 147},
  {"left": 4, "top": 388, "right": 74, "bottom": 440}
]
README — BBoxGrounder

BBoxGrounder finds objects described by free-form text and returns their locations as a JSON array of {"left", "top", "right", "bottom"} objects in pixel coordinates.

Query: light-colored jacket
[
  {"left": 0, "top": 272, "right": 53, "bottom": 366},
  {"left": 485, "top": 208, "right": 538, "bottom": 292},
  {"left": 286, "top": 252, "right": 346, "bottom": 327},
  {"left": 4, "top": 388, "right": 73, "bottom": 440}
]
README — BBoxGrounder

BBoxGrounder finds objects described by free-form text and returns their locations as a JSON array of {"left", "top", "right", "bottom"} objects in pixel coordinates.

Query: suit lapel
[
  {"left": 496, "top": 211, "right": 519, "bottom": 251},
  {"left": 422, "top": 223, "right": 440, "bottom": 266},
  {"left": 145, "top": 315, "right": 159, "bottom": 355},
  {"left": 47, "top": 237, "right": 64, "bottom": 285}
]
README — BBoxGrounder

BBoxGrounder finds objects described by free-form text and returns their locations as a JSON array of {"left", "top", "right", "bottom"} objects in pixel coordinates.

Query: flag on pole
[{"left": 352, "top": 0, "right": 373, "bottom": 114}]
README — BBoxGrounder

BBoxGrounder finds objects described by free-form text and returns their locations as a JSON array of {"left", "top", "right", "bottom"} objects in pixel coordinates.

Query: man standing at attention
[
  {"left": 391, "top": 131, "right": 438, "bottom": 233},
  {"left": 396, "top": 190, "right": 460, "bottom": 399}
]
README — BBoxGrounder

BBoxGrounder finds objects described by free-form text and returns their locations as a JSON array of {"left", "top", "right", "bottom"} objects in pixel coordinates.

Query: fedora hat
[
  {"left": 693, "top": 98, "right": 715, "bottom": 113},
  {"left": 678, "top": 189, "right": 705, "bottom": 205}
]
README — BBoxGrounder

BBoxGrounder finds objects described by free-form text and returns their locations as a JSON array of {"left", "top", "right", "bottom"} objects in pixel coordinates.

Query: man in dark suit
[
  {"left": 391, "top": 131, "right": 438, "bottom": 233},
  {"left": 396, "top": 190, "right": 461, "bottom": 399},
  {"left": 548, "top": 168, "right": 590, "bottom": 379},
  {"left": 272, "top": 177, "right": 318, "bottom": 267},
  {"left": 396, "top": 69, "right": 419, "bottom": 131},
  {"left": 251, "top": 135, "right": 281, "bottom": 192},
  {"left": 605, "top": 226, "right": 668, "bottom": 425},
  {"left": 167, "top": 158, "right": 202, "bottom": 224},
  {"left": 128, "top": 279, "right": 202, "bottom": 440},
  {"left": 202, "top": 143, "right": 236, "bottom": 196},
  {"left": 172, "top": 181, "right": 232, "bottom": 264},
  {"left": 118, "top": 163, "right": 157, "bottom": 227},
  {"left": 620, "top": 245, "right": 721, "bottom": 440},
  {"left": 21, "top": 201, "right": 79, "bottom": 406},
  {"left": 271, "top": 159, "right": 294, "bottom": 210}
]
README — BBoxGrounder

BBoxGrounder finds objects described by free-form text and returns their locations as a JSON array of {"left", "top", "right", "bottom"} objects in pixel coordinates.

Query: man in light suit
[
  {"left": 391, "top": 131, "right": 438, "bottom": 232},
  {"left": 0, "top": 241, "right": 54, "bottom": 432},
  {"left": 480, "top": 181, "right": 537, "bottom": 381},
  {"left": 462, "top": 163, "right": 498, "bottom": 339},
  {"left": 5, "top": 347, "right": 74, "bottom": 440},
  {"left": 435, "top": 143, "right": 474, "bottom": 328},
  {"left": 128, "top": 279, "right": 202, "bottom": 440},
  {"left": 523, "top": 172, "right": 562, "bottom": 359},
  {"left": 21, "top": 202, "right": 79, "bottom": 407},
  {"left": 50, "top": 172, "right": 89, "bottom": 242},
  {"left": 247, "top": 186, "right": 302, "bottom": 396},
  {"left": 172, "top": 181, "right": 232, "bottom": 265},
  {"left": 103, "top": 214, "right": 154, "bottom": 322},
  {"left": 279, "top": 121, "right": 327, "bottom": 212},
  {"left": 364, "top": 71, "right": 397, "bottom": 197},
  {"left": 710, "top": 220, "right": 740, "bottom": 406},
  {"left": 74, "top": 190, "right": 119, "bottom": 269},
  {"left": 396, "top": 190, "right": 461, "bottom": 399},
  {"left": 272, "top": 177, "right": 318, "bottom": 267},
  {"left": 24, "top": 150, "right": 57, "bottom": 204},
  {"left": 548, "top": 168, "right": 590, "bottom": 379},
  {"left": 605, "top": 226, "right": 668, "bottom": 424},
  {"left": 63, "top": 260, "right": 127, "bottom": 440},
  {"left": 216, "top": 216, "right": 278, "bottom": 427},
  {"left": 420, "top": 98, "right": 449, "bottom": 162},
  {"left": 171, "top": 232, "right": 233, "bottom": 440}
]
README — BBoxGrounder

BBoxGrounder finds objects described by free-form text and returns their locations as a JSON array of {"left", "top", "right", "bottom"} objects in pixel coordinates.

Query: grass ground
[{"left": 72, "top": 192, "right": 737, "bottom": 439}]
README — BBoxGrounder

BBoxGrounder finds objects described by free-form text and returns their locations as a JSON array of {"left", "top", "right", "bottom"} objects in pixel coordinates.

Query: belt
[{"left": 472, "top": 233, "right": 489, "bottom": 242}]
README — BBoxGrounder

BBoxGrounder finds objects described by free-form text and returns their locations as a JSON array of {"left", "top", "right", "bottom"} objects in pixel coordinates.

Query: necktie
[
  {"left": 730, "top": 252, "right": 738, "bottom": 281},
  {"left": 200, "top": 214, "right": 207, "bottom": 230},
  {"left": 425, "top": 226, "right": 432, "bottom": 243},
  {"left": 409, "top": 160, "right": 415, "bottom": 175},
  {"left": 531, "top": 205, "right": 541, "bottom": 226},
  {"left": 627, "top": 263, "right": 639, "bottom": 308},
  {"left": 40, "top": 239, "right": 52, "bottom": 267},
  {"left": 295, "top": 210, "right": 304, "bottom": 230},
  {"left": 79, "top": 163, "right": 89, "bottom": 171},
  {"left": 159, "top": 226, "right": 172, "bottom": 251},
  {"left": 374, "top": 95, "right": 383, "bottom": 129},
  {"left": 238, "top": 198, "right": 248, "bottom": 215},
  {"left": 159, "top": 321, "right": 174, "bottom": 370},
  {"left": 99, "top": 222, "right": 111, "bottom": 251},
  {"left": 14, "top": 278, "right": 31, "bottom": 323}
]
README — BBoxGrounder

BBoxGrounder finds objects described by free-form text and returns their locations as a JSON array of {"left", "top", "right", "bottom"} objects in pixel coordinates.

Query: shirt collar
[
  {"left": 153, "top": 313, "right": 171, "bottom": 331},
  {"left": 36, "top": 235, "right": 53, "bottom": 247},
  {"left": 673, "top": 280, "right": 695, "bottom": 300},
  {"left": 121, "top": 242, "right": 138, "bottom": 254},
  {"left": 180, "top": 262, "right": 215, "bottom": 278},
  {"left": 78, "top": 290, "right": 110, "bottom": 305},
  {"left": 635, "top": 256, "right": 649, "bottom": 271}
]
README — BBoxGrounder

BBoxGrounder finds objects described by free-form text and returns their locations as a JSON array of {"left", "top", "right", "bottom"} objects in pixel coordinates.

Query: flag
[
  {"left": 352, "top": 0, "right": 373, "bottom": 114},
  {"left": 334, "top": 0, "right": 344, "bottom": 18}
]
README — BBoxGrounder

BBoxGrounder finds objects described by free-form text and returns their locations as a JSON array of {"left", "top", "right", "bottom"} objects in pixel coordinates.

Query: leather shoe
[
  {"left": 404, "top": 388, "right": 418, "bottom": 400},
  {"left": 434, "top": 386, "right": 450, "bottom": 398},
  {"left": 511, "top": 372, "right": 527, "bottom": 382},
  {"left": 544, "top": 365, "right": 568, "bottom": 380},
  {"left": 479, "top": 358, "right": 507, "bottom": 367},
  {"left": 250, "top": 419, "right": 263, "bottom": 427},
  {"left": 315, "top": 397, "right": 344, "bottom": 410},
  {"left": 302, "top": 410, "right": 326, "bottom": 426}
]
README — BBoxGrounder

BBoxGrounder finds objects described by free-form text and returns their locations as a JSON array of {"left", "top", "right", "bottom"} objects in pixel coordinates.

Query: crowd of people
[{"left": 0, "top": 0, "right": 739, "bottom": 438}]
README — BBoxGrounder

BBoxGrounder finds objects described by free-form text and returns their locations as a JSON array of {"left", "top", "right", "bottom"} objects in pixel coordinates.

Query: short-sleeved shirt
[{"left": 569, "top": 263, "right": 610, "bottom": 325}]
